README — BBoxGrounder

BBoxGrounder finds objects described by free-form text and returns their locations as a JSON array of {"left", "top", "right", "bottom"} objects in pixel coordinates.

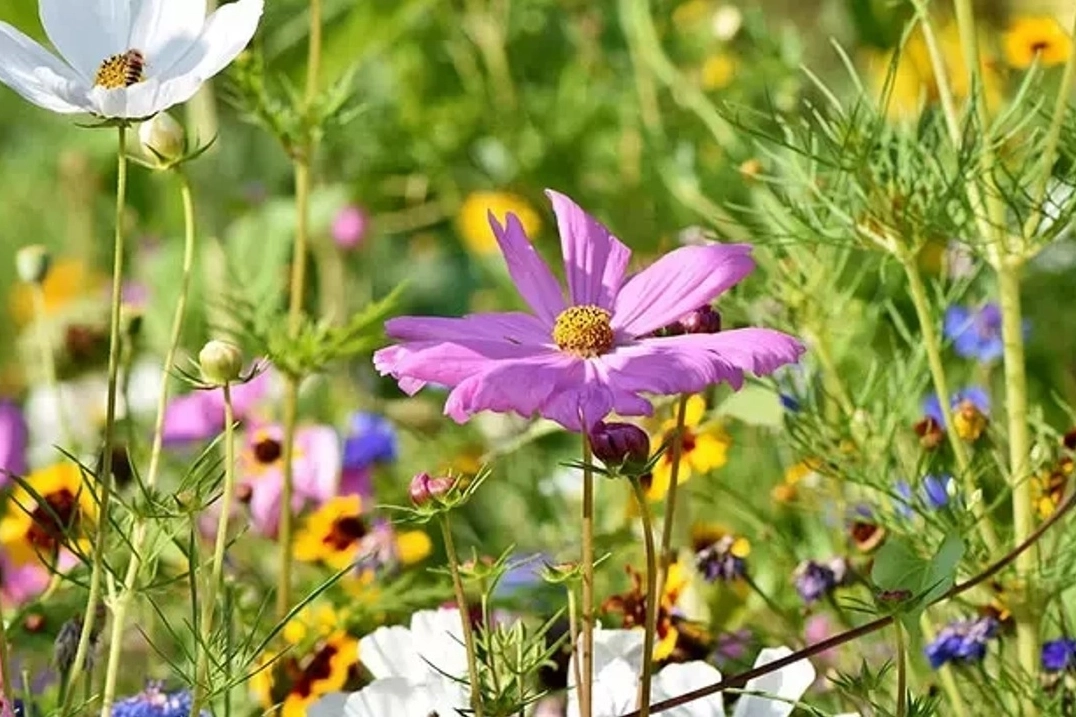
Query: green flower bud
[
  {"left": 139, "top": 113, "right": 187, "bottom": 165},
  {"left": 16, "top": 245, "right": 51, "bottom": 284},
  {"left": 198, "top": 340, "right": 243, "bottom": 385}
]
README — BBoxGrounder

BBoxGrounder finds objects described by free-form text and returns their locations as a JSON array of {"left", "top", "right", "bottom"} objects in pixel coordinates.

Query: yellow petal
[
  {"left": 396, "top": 530, "right": 433, "bottom": 565},
  {"left": 683, "top": 395, "right": 707, "bottom": 428},
  {"left": 689, "top": 432, "right": 729, "bottom": 473}
]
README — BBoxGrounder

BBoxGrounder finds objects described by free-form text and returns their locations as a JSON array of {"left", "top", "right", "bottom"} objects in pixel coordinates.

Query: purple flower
[
  {"left": 1042, "top": 638, "right": 1076, "bottom": 672},
  {"left": 695, "top": 535, "right": 749, "bottom": 582},
  {"left": 923, "top": 387, "right": 990, "bottom": 425},
  {"left": 374, "top": 190, "right": 804, "bottom": 432},
  {"left": 925, "top": 617, "right": 998, "bottom": 669},
  {"left": 923, "top": 474, "right": 955, "bottom": 509},
  {"left": 162, "top": 369, "right": 271, "bottom": 445},
  {"left": 343, "top": 412, "right": 397, "bottom": 469},
  {"left": 893, "top": 480, "right": 915, "bottom": 518},
  {"left": 332, "top": 205, "right": 369, "bottom": 250},
  {"left": 0, "top": 401, "right": 28, "bottom": 483},
  {"left": 713, "top": 628, "right": 753, "bottom": 666},
  {"left": 794, "top": 558, "right": 847, "bottom": 604},
  {"left": 113, "top": 682, "right": 208, "bottom": 717},
  {"left": 0, "top": 549, "right": 49, "bottom": 607},
  {"left": 944, "top": 304, "right": 1004, "bottom": 363}
]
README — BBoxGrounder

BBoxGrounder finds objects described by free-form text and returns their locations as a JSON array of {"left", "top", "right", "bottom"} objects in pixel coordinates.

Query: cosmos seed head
[{"left": 552, "top": 305, "right": 614, "bottom": 357}]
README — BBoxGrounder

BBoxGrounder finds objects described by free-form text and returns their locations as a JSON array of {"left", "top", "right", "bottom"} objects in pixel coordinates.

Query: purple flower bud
[
  {"left": 678, "top": 305, "right": 722, "bottom": 335},
  {"left": 589, "top": 421, "right": 650, "bottom": 472},
  {"left": 332, "top": 205, "right": 369, "bottom": 249},
  {"left": 409, "top": 472, "right": 455, "bottom": 506}
]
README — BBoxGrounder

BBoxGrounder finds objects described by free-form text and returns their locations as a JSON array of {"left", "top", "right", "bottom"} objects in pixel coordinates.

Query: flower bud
[
  {"left": 409, "top": 472, "right": 455, "bottom": 506},
  {"left": 16, "top": 245, "right": 51, "bottom": 284},
  {"left": 139, "top": 113, "right": 187, "bottom": 165},
  {"left": 198, "top": 340, "right": 243, "bottom": 386},
  {"left": 589, "top": 421, "right": 650, "bottom": 473},
  {"left": 332, "top": 205, "right": 369, "bottom": 250},
  {"left": 678, "top": 305, "right": 722, "bottom": 334}
]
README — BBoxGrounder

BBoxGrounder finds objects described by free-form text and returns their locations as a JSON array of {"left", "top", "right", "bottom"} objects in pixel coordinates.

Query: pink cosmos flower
[
  {"left": 0, "top": 548, "right": 48, "bottom": 607},
  {"left": 375, "top": 190, "right": 805, "bottom": 432},
  {"left": 163, "top": 368, "right": 272, "bottom": 445}
]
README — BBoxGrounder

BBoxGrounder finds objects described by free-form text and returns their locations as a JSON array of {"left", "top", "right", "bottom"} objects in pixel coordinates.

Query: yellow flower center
[
  {"left": 93, "top": 50, "right": 146, "bottom": 89},
  {"left": 552, "top": 305, "right": 614, "bottom": 357}
]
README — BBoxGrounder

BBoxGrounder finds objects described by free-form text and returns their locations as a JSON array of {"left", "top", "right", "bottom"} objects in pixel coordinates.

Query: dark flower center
[
  {"left": 94, "top": 50, "right": 146, "bottom": 89},
  {"left": 662, "top": 428, "right": 697, "bottom": 462},
  {"left": 27, "top": 489, "right": 80, "bottom": 552},
  {"left": 253, "top": 438, "right": 283, "bottom": 465},
  {"left": 552, "top": 305, "right": 614, "bottom": 357},
  {"left": 324, "top": 516, "right": 367, "bottom": 551},
  {"left": 290, "top": 645, "right": 339, "bottom": 698}
]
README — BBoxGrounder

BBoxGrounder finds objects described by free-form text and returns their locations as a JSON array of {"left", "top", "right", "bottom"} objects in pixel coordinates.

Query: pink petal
[
  {"left": 295, "top": 425, "right": 342, "bottom": 503},
  {"left": 683, "top": 328, "right": 807, "bottom": 376},
  {"left": 247, "top": 476, "right": 283, "bottom": 538},
  {"left": 444, "top": 352, "right": 577, "bottom": 424},
  {"left": 162, "top": 393, "right": 217, "bottom": 445},
  {"left": 385, "top": 312, "right": 551, "bottom": 344},
  {"left": 490, "top": 212, "right": 566, "bottom": 324},
  {"left": 375, "top": 340, "right": 552, "bottom": 392},
  {"left": 538, "top": 359, "right": 651, "bottom": 431},
  {"left": 611, "top": 244, "right": 755, "bottom": 337},
  {"left": 546, "top": 190, "right": 631, "bottom": 309}
]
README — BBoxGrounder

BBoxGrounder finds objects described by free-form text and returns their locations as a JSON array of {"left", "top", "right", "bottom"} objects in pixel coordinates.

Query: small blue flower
[
  {"left": 495, "top": 554, "right": 548, "bottom": 598},
  {"left": 113, "top": 683, "right": 208, "bottom": 717},
  {"left": 944, "top": 304, "right": 1004, "bottom": 363},
  {"left": 1042, "top": 638, "right": 1076, "bottom": 672},
  {"left": 924, "top": 617, "right": 998, "bottom": 669},
  {"left": 893, "top": 481, "right": 915, "bottom": 518},
  {"left": 342, "top": 412, "right": 397, "bottom": 469},
  {"left": 794, "top": 558, "right": 847, "bottom": 604},
  {"left": 923, "top": 387, "right": 990, "bottom": 425},
  {"left": 922, "top": 474, "right": 955, "bottom": 509}
]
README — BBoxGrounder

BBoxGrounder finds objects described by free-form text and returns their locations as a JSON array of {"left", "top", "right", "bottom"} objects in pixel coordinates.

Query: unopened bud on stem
[
  {"left": 589, "top": 421, "right": 650, "bottom": 474},
  {"left": 409, "top": 472, "right": 455, "bottom": 506},
  {"left": 139, "top": 113, "right": 187, "bottom": 165},
  {"left": 198, "top": 340, "right": 243, "bottom": 386}
]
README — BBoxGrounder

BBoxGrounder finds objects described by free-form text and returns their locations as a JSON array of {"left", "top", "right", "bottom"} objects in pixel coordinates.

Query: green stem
[
  {"left": 895, "top": 621, "right": 907, "bottom": 717},
  {"left": 439, "top": 514, "right": 485, "bottom": 717},
  {"left": 902, "top": 257, "right": 999, "bottom": 553},
  {"left": 61, "top": 123, "right": 129, "bottom": 717},
  {"left": 189, "top": 382, "right": 239, "bottom": 717},
  {"left": 99, "top": 168, "right": 198, "bottom": 717},
  {"left": 580, "top": 433, "right": 595, "bottom": 717},
  {"left": 0, "top": 597, "right": 15, "bottom": 713},
  {"left": 567, "top": 587, "right": 583, "bottom": 706},
  {"left": 655, "top": 395, "right": 689, "bottom": 600},
  {"left": 629, "top": 478, "right": 657, "bottom": 717},
  {"left": 276, "top": 377, "right": 299, "bottom": 619}
]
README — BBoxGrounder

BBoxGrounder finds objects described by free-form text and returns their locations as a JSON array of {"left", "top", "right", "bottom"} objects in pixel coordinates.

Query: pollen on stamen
[
  {"left": 552, "top": 305, "right": 614, "bottom": 358},
  {"left": 93, "top": 49, "right": 146, "bottom": 89}
]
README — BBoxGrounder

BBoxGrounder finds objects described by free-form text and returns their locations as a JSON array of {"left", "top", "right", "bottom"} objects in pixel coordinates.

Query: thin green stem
[
  {"left": 0, "top": 598, "right": 14, "bottom": 713},
  {"left": 304, "top": 0, "right": 322, "bottom": 107},
  {"left": 894, "top": 621, "right": 907, "bottom": 717},
  {"left": 276, "top": 377, "right": 299, "bottom": 619},
  {"left": 61, "top": 123, "right": 128, "bottom": 717},
  {"left": 567, "top": 587, "right": 583, "bottom": 706},
  {"left": 100, "top": 168, "right": 198, "bottom": 717},
  {"left": 629, "top": 478, "right": 657, "bottom": 717},
  {"left": 439, "top": 514, "right": 485, "bottom": 717},
  {"left": 902, "top": 257, "right": 999, "bottom": 553},
  {"left": 189, "top": 382, "right": 239, "bottom": 717},
  {"left": 655, "top": 395, "right": 689, "bottom": 600},
  {"left": 580, "top": 433, "right": 595, "bottom": 717}
]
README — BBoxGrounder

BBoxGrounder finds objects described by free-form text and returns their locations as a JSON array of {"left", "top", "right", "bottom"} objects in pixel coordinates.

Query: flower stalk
[
  {"left": 99, "top": 169, "right": 199, "bottom": 717},
  {"left": 438, "top": 514, "right": 485, "bottom": 717},
  {"left": 656, "top": 394, "right": 688, "bottom": 595},
  {"left": 630, "top": 477, "right": 658, "bottom": 717},
  {"left": 894, "top": 621, "right": 906, "bottom": 717},
  {"left": 580, "top": 432, "right": 596, "bottom": 717},
  {"left": 61, "top": 124, "right": 129, "bottom": 717}
]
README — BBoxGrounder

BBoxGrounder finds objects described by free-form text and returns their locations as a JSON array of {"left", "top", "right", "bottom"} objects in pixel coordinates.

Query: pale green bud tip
[
  {"left": 139, "top": 113, "right": 186, "bottom": 164},
  {"left": 15, "top": 245, "right": 51, "bottom": 284},
  {"left": 198, "top": 340, "right": 243, "bottom": 385}
]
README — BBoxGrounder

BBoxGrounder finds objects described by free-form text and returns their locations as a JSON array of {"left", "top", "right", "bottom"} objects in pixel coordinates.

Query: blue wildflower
[
  {"left": 924, "top": 617, "right": 999, "bottom": 669},
  {"left": 113, "top": 683, "right": 208, "bottom": 717},
  {"left": 794, "top": 558, "right": 848, "bottom": 604},
  {"left": 944, "top": 304, "right": 1004, "bottom": 363},
  {"left": 342, "top": 412, "right": 397, "bottom": 469},
  {"left": 923, "top": 387, "right": 990, "bottom": 425},
  {"left": 695, "top": 534, "right": 750, "bottom": 582},
  {"left": 893, "top": 481, "right": 915, "bottom": 518},
  {"left": 1043, "top": 638, "right": 1076, "bottom": 672},
  {"left": 922, "top": 474, "right": 956, "bottom": 509}
]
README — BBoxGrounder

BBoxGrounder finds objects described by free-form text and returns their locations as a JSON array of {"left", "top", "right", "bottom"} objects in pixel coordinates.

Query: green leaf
[{"left": 871, "top": 531, "right": 965, "bottom": 630}]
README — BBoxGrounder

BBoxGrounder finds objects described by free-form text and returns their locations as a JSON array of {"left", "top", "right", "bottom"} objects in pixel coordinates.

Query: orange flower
[{"left": 1004, "top": 16, "right": 1072, "bottom": 69}]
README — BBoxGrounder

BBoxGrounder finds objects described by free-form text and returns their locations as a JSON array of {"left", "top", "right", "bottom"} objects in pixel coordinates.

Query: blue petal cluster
[
  {"left": 924, "top": 617, "right": 999, "bottom": 669},
  {"left": 695, "top": 536, "right": 747, "bottom": 583},
  {"left": 793, "top": 558, "right": 847, "bottom": 604},
  {"left": 113, "top": 683, "right": 209, "bottom": 717},
  {"left": 342, "top": 412, "right": 398, "bottom": 469},
  {"left": 944, "top": 304, "right": 1004, "bottom": 363},
  {"left": 1042, "top": 638, "right": 1076, "bottom": 672}
]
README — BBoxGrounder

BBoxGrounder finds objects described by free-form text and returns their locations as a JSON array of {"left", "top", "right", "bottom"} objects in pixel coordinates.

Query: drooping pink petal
[
  {"left": 546, "top": 190, "right": 631, "bottom": 309},
  {"left": 295, "top": 425, "right": 342, "bottom": 504},
  {"left": 611, "top": 244, "right": 755, "bottom": 337},
  {"left": 601, "top": 338, "right": 747, "bottom": 397},
  {"left": 444, "top": 353, "right": 578, "bottom": 424},
  {"left": 490, "top": 213, "right": 566, "bottom": 324},
  {"left": 677, "top": 328, "right": 807, "bottom": 376},
  {"left": 375, "top": 340, "right": 553, "bottom": 393},
  {"left": 385, "top": 312, "right": 551, "bottom": 345}
]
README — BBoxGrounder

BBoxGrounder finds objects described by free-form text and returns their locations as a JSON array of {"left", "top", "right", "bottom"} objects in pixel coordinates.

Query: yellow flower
[
  {"left": 294, "top": 495, "right": 370, "bottom": 571},
  {"left": 672, "top": 0, "right": 712, "bottom": 30},
  {"left": 647, "top": 395, "right": 729, "bottom": 502},
  {"left": 252, "top": 630, "right": 359, "bottom": 717},
  {"left": 395, "top": 529, "right": 432, "bottom": 565},
  {"left": 0, "top": 463, "right": 96, "bottom": 565},
  {"left": 1033, "top": 457, "right": 1071, "bottom": 519},
  {"left": 456, "top": 191, "right": 542, "bottom": 255},
  {"left": 603, "top": 561, "right": 691, "bottom": 661},
  {"left": 9, "top": 258, "right": 104, "bottom": 327},
  {"left": 282, "top": 604, "right": 343, "bottom": 647},
  {"left": 772, "top": 458, "right": 821, "bottom": 503},
  {"left": 1004, "top": 16, "right": 1072, "bottom": 69},
  {"left": 700, "top": 53, "right": 737, "bottom": 90}
]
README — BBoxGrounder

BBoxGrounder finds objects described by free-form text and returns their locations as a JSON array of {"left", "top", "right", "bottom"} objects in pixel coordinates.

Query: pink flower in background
[
  {"left": 0, "top": 401, "right": 27, "bottom": 485},
  {"left": 375, "top": 190, "right": 805, "bottom": 432},
  {"left": 333, "top": 205, "right": 369, "bottom": 249},
  {"left": 0, "top": 548, "right": 48, "bottom": 607},
  {"left": 236, "top": 423, "right": 341, "bottom": 537},
  {"left": 163, "top": 368, "right": 272, "bottom": 445}
]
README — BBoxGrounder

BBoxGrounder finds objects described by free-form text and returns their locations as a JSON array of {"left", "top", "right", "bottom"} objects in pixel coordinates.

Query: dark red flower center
[
  {"left": 662, "top": 428, "right": 697, "bottom": 463},
  {"left": 254, "top": 438, "right": 283, "bottom": 465},
  {"left": 27, "top": 489, "right": 80, "bottom": 552},
  {"left": 323, "top": 516, "right": 367, "bottom": 551}
]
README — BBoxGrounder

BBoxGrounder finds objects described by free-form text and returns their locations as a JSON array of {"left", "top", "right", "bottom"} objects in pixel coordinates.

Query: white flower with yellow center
[{"left": 0, "top": 0, "right": 262, "bottom": 119}]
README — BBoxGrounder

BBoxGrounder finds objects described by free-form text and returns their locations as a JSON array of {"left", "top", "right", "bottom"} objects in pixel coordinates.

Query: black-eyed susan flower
[
  {"left": 1004, "top": 16, "right": 1073, "bottom": 69},
  {"left": 603, "top": 562, "right": 690, "bottom": 661},
  {"left": 646, "top": 395, "right": 730, "bottom": 502},
  {"left": 772, "top": 458, "right": 821, "bottom": 503},
  {"left": 294, "top": 496, "right": 432, "bottom": 573},
  {"left": 251, "top": 628, "right": 360, "bottom": 717},
  {"left": 0, "top": 462, "right": 95, "bottom": 566},
  {"left": 455, "top": 190, "right": 542, "bottom": 256}
]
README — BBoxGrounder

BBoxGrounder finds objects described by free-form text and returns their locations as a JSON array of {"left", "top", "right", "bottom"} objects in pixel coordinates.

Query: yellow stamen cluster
[
  {"left": 552, "top": 305, "right": 614, "bottom": 357},
  {"left": 93, "top": 50, "right": 145, "bottom": 89}
]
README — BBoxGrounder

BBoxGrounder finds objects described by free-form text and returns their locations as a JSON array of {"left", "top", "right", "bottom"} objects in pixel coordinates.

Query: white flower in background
[
  {"left": 308, "top": 608, "right": 471, "bottom": 717},
  {"left": 567, "top": 629, "right": 817, "bottom": 717},
  {"left": 0, "top": 0, "right": 263, "bottom": 119}
]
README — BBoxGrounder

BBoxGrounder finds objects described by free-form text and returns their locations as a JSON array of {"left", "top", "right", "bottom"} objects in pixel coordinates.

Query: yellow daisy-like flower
[
  {"left": 294, "top": 495, "right": 371, "bottom": 571},
  {"left": 603, "top": 561, "right": 691, "bottom": 661},
  {"left": 772, "top": 457, "right": 821, "bottom": 503},
  {"left": 700, "top": 53, "right": 737, "bottom": 90},
  {"left": 1033, "top": 456, "right": 1072, "bottom": 519},
  {"left": 9, "top": 258, "right": 105, "bottom": 327},
  {"left": 1004, "top": 16, "right": 1072, "bottom": 69},
  {"left": 252, "top": 630, "right": 359, "bottom": 717},
  {"left": 0, "top": 462, "right": 96, "bottom": 565},
  {"left": 456, "top": 191, "right": 542, "bottom": 256},
  {"left": 647, "top": 395, "right": 729, "bottom": 502}
]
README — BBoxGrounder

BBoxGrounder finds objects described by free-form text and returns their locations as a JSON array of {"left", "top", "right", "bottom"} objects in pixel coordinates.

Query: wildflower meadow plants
[{"left": 1, "top": 0, "right": 1076, "bottom": 717}]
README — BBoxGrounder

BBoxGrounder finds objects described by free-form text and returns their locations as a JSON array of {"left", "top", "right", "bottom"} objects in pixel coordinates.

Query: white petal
[
  {"left": 653, "top": 662, "right": 726, "bottom": 717},
  {"left": 732, "top": 647, "right": 816, "bottom": 717},
  {"left": 409, "top": 608, "right": 468, "bottom": 682},
  {"left": 343, "top": 678, "right": 434, "bottom": 717},
  {"left": 156, "top": 0, "right": 263, "bottom": 82},
  {"left": 39, "top": 0, "right": 128, "bottom": 78},
  {"left": 358, "top": 625, "right": 424, "bottom": 682},
  {"left": 592, "top": 629, "right": 646, "bottom": 677},
  {"left": 128, "top": 0, "right": 206, "bottom": 71},
  {"left": 0, "top": 21, "right": 86, "bottom": 113},
  {"left": 567, "top": 658, "right": 639, "bottom": 717},
  {"left": 307, "top": 692, "right": 349, "bottom": 717}
]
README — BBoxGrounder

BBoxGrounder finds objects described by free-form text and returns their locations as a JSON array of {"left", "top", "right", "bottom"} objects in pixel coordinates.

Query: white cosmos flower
[
  {"left": 308, "top": 608, "right": 471, "bottom": 717},
  {"left": 0, "top": 0, "right": 263, "bottom": 119},
  {"left": 567, "top": 629, "right": 817, "bottom": 717}
]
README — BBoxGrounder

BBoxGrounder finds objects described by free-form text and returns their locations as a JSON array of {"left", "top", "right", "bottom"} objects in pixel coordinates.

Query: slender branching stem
[
  {"left": 189, "top": 382, "right": 239, "bottom": 717},
  {"left": 630, "top": 478, "right": 658, "bottom": 717},
  {"left": 894, "top": 621, "right": 907, "bottom": 717},
  {"left": 100, "top": 169, "right": 198, "bottom": 717},
  {"left": 580, "top": 432, "right": 595, "bottom": 717},
  {"left": 439, "top": 514, "right": 485, "bottom": 717},
  {"left": 276, "top": 376, "right": 300, "bottom": 618},
  {"left": 655, "top": 394, "right": 688, "bottom": 600},
  {"left": 567, "top": 587, "right": 583, "bottom": 706},
  {"left": 0, "top": 598, "right": 14, "bottom": 713},
  {"left": 62, "top": 124, "right": 128, "bottom": 717}
]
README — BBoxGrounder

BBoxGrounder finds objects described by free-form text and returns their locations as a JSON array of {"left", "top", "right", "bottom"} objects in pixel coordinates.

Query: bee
[{"left": 123, "top": 49, "right": 146, "bottom": 86}]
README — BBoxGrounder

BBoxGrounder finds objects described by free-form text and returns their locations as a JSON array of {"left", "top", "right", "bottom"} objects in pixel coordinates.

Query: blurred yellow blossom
[
  {"left": 456, "top": 191, "right": 542, "bottom": 255},
  {"left": 251, "top": 626, "right": 359, "bottom": 717},
  {"left": 9, "top": 258, "right": 104, "bottom": 326},
  {"left": 646, "top": 395, "right": 729, "bottom": 502},
  {"left": 0, "top": 462, "right": 96, "bottom": 565},
  {"left": 700, "top": 52, "right": 737, "bottom": 90},
  {"left": 1004, "top": 16, "right": 1072, "bottom": 69}
]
